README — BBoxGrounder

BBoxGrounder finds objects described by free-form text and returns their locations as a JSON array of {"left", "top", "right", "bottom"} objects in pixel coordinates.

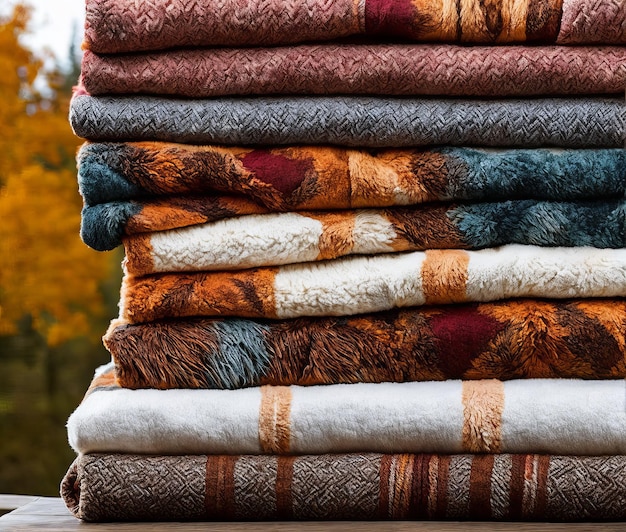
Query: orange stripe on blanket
[
  {"left": 468, "top": 454, "right": 495, "bottom": 518},
  {"left": 275, "top": 456, "right": 297, "bottom": 518},
  {"left": 390, "top": 454, "right": 415, "bottom": 518},
  {"left": 121, "top": 267, "right": 279, "bottom": 322},
  {"left": 533, "top": 454, "right": 551, "bottom": 518},
  {"left": 126, "top": 202, "right": 210, "bottom": 234},
  {"left": 123, "top": 233, "right": 154, "bottom": 276},
  {"left": 422, "top": 249, "right": 470, "bottom": 304},
  {"left": 84, "top": 368, "right": 119, "bottom": 398},
  {"left": 259, "top": 386, "right": 293, "bottom": 453},
  {"left": 462, "top": 380, "right": 505, "bottom": 453},
  {"left": 409, "top": 0, "right": 458, "bottom": 41},
  {"left": 309, "top": 211, "right": 356, "bottom": 260},
  {"left": 458, "top": 0, "right": 529, "bottom": 42},
  {"left": 205, "top": 455, "right": 237, "bottom": 518}
]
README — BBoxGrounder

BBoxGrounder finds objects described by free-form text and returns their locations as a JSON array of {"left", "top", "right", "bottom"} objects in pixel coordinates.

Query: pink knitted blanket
[
  {"left": 81, "top": 45, "right": 626, "bottom": 98},
  {"left": 84, "top": 0, "right": 626, "bottom": 53}
]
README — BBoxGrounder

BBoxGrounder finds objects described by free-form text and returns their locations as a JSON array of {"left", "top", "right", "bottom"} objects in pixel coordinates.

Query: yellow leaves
[
  {"left": 0, "top": 4, "right": 77, "bottom": 178},
  {"left": 0, "top": 165, "right": 113, "bottom": 346},
  {"left": 0, "top": 5, "right": 44, "bottom": 178},
  {"left": 0, "top": 4, "right": 38, "bottom": 86},
  {"left": 0, "top": 4, "right": 117, "bottom": 346}
]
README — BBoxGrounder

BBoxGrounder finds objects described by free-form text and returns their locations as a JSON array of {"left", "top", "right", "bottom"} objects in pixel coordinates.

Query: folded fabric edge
[{"left": 61, "top": 452, "right": 626, "bottom": 521}]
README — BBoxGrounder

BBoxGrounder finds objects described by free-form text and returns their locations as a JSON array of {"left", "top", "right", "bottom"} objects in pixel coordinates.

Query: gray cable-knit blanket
[{"left": 70, "top": 95, "right": 625, "bottom": 148}]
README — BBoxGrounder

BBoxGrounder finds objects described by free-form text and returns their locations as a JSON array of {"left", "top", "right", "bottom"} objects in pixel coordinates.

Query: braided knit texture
[
  {"left": 63, "top": 453, "right": 626, "bottom": 521},
  {"left": 84, "top": 0, "right": 361, "bottom": 52},
  {"left": 70, "top": 96, "right": 625, "bottom": 148},
  {"left": 558, "top": 0, "right": 626, "bottom": 44},
  {"left": 84, "top": 0, "right": 623, "bottom": 52},
  {"left": 81, "top": 45, "right": 626, "bottom": 98}
]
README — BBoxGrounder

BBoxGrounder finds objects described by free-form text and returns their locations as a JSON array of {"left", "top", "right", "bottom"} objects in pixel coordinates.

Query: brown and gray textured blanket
[
  {"left": 63, "top": 452, "right": 626, "bottom": 521},
  {"left": 81, "top": 45, "right": 626, "bottom": 98},
  {"left": 105, "top": 299, "right": 626, "bottom": 389},
  {"left": 84, "top": 0, "right": 626, "bottom": 52}
]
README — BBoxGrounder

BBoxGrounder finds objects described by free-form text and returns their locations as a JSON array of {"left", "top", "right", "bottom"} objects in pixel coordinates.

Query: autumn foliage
[{"left": 0, "top": 5, "right": 114, "bottom": 345}]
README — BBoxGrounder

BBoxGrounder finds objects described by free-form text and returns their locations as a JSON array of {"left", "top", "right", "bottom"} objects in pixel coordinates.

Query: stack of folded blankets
[{"left": 62, "top": 0, "right": 626, "bottom": 522}]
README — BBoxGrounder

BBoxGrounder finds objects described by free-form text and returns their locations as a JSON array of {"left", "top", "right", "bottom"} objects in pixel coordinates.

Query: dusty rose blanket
[
  {"left": 63, "top": 452, "right": 626, "bottom": 521},
  {"left": 81, "top": 45, "right": 626, "bottom": 98},
  {"left": 119, "top": 245, "right": 626, "bottom": 322},
  {"left": 84, "top": 0, "right": 626, "bottom": 52},
  {"left": 105, "top": 299, "right": 626, "bottom": 389}
]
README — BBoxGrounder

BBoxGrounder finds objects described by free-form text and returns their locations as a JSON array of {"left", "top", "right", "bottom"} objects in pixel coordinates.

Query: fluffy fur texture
[
  {"left": 68, "top": 365, "right": 626, "bottom": 455},
  {"left": 104, "top": 299, "right": 626, "bottom": 389},
  {"left": 78, "top": 143, "right": 626, "bottom": 205},
  {"left": 70, "top": 95, "right": 625, "bottom": 148},
  {"left": 78, "top": 144, "right": 626, "bottom": 247},
  {"left": 118, "top": 200, "right": 626, "bottom": 269},
  {"left": 82, "top": 195, "right": 267, "bottom": 252},
  {"left": 83, "top": 0, "right": 623, "bottom": 52},
  {"left": 81, "top": 45, "right": 626, "bottom": 98},
  {"left": 119, "top": 245, "right": 626, "bottom": 322},
  {"left": 63, "top": 452, "right": 626, "bottom": 521}
]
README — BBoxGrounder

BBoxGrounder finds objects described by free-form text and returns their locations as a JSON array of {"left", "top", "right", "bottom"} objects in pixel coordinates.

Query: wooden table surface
[{"left": 1, "top": 495, "right": 626, "bottom": 531}]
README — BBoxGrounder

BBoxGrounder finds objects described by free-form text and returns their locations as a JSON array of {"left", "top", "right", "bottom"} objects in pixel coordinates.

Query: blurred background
[{"left": 0, "top": 1, "right": 121, "bottom": 497}]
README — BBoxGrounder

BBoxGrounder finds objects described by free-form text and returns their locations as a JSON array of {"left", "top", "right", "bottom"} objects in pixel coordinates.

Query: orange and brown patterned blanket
[
  {"left": 119, "top": 246, "right": 626, "bottom": 322},
  {"left": 77, "top": 144, "right": 626, "bottom": 250},
  {"left": 105, "top": 299, "right": 626, "bottom": 389}
]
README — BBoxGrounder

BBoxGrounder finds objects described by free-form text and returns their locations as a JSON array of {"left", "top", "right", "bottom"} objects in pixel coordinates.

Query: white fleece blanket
[
  {"left": 68, "top": 365, "right": 626, "bottom": 456},
  {"left": 120, "top": 245, "right": 626, "bottom": 322},
  {"left": 121, "top": 201, "right": 626, "bottom": 275}
]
